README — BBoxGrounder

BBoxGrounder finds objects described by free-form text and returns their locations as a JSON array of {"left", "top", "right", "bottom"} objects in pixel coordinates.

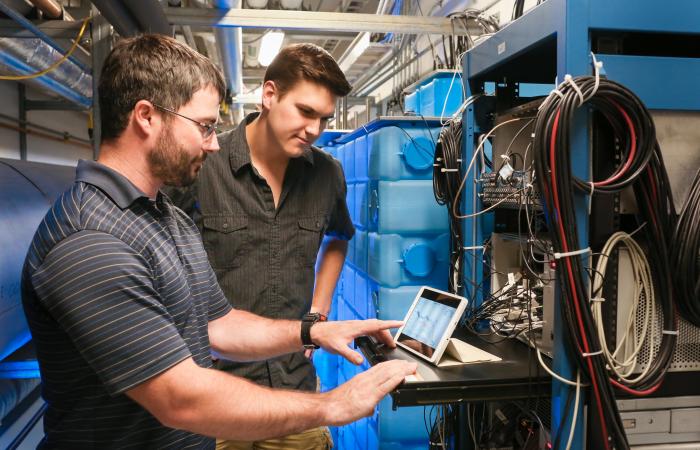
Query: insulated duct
[
  {"left": 0, "top": 158, "right": 75, "bottom": 362},
  {"left": 0, "top": 37, "right": 92, "bottom": 107}
]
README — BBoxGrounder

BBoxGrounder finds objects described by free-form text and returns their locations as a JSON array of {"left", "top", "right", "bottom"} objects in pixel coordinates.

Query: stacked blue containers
[
  {"left": 318, "top": 119, "right": 448, "bottom": 449},
  {"left": 403, "top": 70, "right": 464, "bottom": 118}
]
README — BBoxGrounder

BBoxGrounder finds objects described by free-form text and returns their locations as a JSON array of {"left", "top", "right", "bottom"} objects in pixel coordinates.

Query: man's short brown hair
[
  {"left": 264, "top": 43, "right": 352, "bottom": 98},
  {"left": 99, "top": 34, "right": 226, "bottom": 142}
]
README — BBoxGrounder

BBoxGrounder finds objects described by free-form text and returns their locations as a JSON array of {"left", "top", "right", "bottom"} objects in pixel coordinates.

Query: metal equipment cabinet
[{"left": 460, "top": 1, "right": 700, "bottom": 448}]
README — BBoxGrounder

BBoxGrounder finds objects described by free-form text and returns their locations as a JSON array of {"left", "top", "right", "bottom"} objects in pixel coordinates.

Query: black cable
[
  {"left": 670, "top": 167, "right": 700, "bottom": 325},
  {"left": 533, "top": 75, "right": 678, "bottom": 450}
]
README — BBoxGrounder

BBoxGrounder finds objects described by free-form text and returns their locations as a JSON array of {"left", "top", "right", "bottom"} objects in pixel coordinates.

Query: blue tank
[
  {"left": 369, "top": 180, "right": 448, "bottom": 234},
  {"left": 368, "top": 125, "right": 440, "bottom": 181},
  {"left": 368, "top": 233, "right": 449, "bottom": 288},
  {"left": 419, "top": 76, "right": 463, "bottom": 117},
  {"left": 0, "top": 159, "right": 74, "bottom": 363}
]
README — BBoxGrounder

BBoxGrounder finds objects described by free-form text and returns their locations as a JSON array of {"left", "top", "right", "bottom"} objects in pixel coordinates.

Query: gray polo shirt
[
  {"left": 166, "top": 112, "right": 354, "bottom": 392},
  {"left": 22, "top": 159, "right": 232, "bottom": 449}
]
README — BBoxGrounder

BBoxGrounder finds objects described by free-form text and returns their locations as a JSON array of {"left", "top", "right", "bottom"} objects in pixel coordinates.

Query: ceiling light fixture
[{"left": 258, "top": 30, "right": 285, "bottom": 67}]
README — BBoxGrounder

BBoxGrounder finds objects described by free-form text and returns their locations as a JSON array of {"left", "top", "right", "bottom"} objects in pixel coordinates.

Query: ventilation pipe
[
  {"left": 213, "top": 0, "right": 244, "bottom": 123},
  {"left": 0, "top": 1, "right": 91, "bottom": 107},
  {"left": 90, "top": 0, "right": 172, "bottom": 37},
  {"left": 0, "top": 37, "right": 92, "bottom": 107}
]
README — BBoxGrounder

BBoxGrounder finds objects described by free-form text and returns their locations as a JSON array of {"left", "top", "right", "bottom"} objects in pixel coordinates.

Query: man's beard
[{"left": 148, "top": 124, "right": 205, "bottom": 187}]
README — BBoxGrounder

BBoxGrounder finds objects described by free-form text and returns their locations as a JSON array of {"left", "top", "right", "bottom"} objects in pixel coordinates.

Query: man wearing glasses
[
  {"left": 166, "top": 43, "right": 355, "bottom": 450},
  {"left": 21, "top": 34, "right": 414, "bottom": 449}
]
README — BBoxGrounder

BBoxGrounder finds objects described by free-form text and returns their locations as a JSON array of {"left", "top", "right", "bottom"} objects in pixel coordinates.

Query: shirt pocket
[
  {"left": 296, "top": 215, "right": 327, "bottom": 267},
  {"left": 201, "top": 215, "right": 249, "bottom": 269}
]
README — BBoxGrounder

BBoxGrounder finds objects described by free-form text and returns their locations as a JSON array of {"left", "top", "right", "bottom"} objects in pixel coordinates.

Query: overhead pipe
[
  {"left": 27, "top": 0, "right": 63, "bottom": 19},
  {"left": 90, "top": 0, "right": 140, "bottom": 37},
  {"left": 213, "top": 0, "right": 244, "bottom": 123},
  {"left": 0, "top": 1, "right": 90, "bottom": 73},
  {"left": 122, "top": 0, "right": 173, "bottom": 36}
]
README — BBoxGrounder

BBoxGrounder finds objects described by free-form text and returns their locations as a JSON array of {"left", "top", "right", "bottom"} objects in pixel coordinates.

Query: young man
[
  {"left": 166, "top": 43, "right": 356, "bottom": 449},
  {"left": 21, "top": 34, "right": 415, "bottom": 449}
]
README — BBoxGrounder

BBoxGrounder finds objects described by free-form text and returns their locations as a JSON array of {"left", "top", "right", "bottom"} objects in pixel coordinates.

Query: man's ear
[
  {"left": 132, "top": 100, "right": 158, "bottom": 137},
  {"left": 261, "top": 80, "right": 277, "bottom": 110}
]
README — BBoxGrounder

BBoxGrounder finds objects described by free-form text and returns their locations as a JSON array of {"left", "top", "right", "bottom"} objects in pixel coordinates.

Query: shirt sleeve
[
  {"left": 205, "top": 261, "right": 233, "bottom": 321},
  {"left": 326, "top": 158, "right": 355, "bottom": 240},
  {"left": 29, "top": 230, "right": 193, "bottom": 395}
]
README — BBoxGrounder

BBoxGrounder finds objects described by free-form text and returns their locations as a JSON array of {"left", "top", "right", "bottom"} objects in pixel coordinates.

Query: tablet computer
[{"left": 393, "top": 286, "right": 468, "bottom": 365}]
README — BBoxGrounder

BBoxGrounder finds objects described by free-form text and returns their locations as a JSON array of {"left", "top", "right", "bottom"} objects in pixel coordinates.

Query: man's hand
[
  {"left": 310, "top": 319, "right": 402, "bottom": 365},
  {"left": 322, "top": 360, "right": 417, "bottom": 426}
]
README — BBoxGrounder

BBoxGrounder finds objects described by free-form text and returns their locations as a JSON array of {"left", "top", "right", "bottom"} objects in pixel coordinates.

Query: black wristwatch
[{"left": 301, "top": 312, "right": 326, "bottom": 350}]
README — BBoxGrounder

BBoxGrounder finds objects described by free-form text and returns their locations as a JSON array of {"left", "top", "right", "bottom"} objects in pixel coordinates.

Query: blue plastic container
[
  {"left": 371, "top": 285, "right": 423, "bottom": 322},
  {"left": 354, "top": 229, "right": 368, "bottom": 274},
  {"left": 367, "top": 125, "right": 440, "bottom": 181},
  {"left": 354, "top": 135, "right": 368, "bottom": 182},
  {"left": 345, "top": 182, "right": 356, "bottom": 234},
  {"left": 368, "top": 233, "right": 449, "bottom": 288},
  {"left": 420, "top": 76, "right": 463, "bottom": 117},
  {"left": 313, "top": 349, "right": 338, "bottom": 392},
  {"left": 369, "top": 180, "right": 448, "bottom": 234},
  {"left": 352, "top": 270, "right": 369, "bottom": 319},
  {"left": 342, "top": 266, "right": 355, "bottom": 313},
  {"left": 404, "top": 90, "right": 420, "bottom": 114},
  {"left": 378, "top": 398, "right": 429, "bottom": 449},
  {"left": 343, "top": 139, "right": 355, "bottom": 183},
  {"left": 354, "top": 182, "right": 368, "bottom": 230}
]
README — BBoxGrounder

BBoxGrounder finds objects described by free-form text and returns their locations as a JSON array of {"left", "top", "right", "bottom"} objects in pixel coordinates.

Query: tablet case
[{"left": 435, "top": 338, "right": 502, "bottom": 367}]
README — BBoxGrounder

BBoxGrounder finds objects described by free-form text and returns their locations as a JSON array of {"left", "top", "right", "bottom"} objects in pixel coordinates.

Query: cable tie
[
  {"left": 584, "top": 52, "right": 604, "bottom": 102},
  {"left": 433, "top": 163, "right": 440, "bottom": 167},
  {"left": 662, "top": 330, "right": 679, "bottom": 335},
  {"left": 500, "top": 154, "right": 510, "bottom": 161},
  {"left": 554, "top": 247, "right": 591, "bottom": 259},
  {"left": 582, "top": 349, "right": 603, "bottom": 357},
  {"left": 441, "top": 168, "right": 459, "bottom": 172},
  {"left": 564, "top": 74, "right": 585, "bottom": 106},
  {"left": 463, "top": 245, "right": 484, "bottom": 251},
  {"left": 590, "top": 297, "right": 605, "bottom": 303},
  {"left": 588, "top": 181, "right": 595, "bottom": 196}
]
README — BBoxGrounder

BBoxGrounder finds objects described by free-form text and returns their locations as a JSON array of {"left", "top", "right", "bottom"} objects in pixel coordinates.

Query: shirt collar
[
  {"left": 75, "top": 159, "right": 148, "bottom": 209},
  {"left": 228, "top": 112, "right": 315, "bottom": 174}
]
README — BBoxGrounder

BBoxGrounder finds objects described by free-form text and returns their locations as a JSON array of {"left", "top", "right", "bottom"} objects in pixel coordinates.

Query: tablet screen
[{"left": 396, "top": 288, "right": 462, "bottom": 359}]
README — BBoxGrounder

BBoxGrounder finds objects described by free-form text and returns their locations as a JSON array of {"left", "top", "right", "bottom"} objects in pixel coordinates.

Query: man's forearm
[
  {"left": 311, "top": 238, "right": 348, "bottom": 316},
  {"left": 129, "top": 358, "right": 331, "bottom": 441},
  {"left": 209, "top": 309, "right": 302, "bottom": 361}
]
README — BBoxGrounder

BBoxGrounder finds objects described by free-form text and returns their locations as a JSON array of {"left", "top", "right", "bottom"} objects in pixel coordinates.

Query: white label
[
  {"left": 508, "top": 272, "right": 516, "bottom": 285},
  {"left": 498, "top": 42, "right": 506, "bottom": 55}
]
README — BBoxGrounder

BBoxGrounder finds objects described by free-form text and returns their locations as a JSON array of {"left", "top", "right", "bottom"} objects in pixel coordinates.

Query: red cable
[
  {"left": 549, "top": 109, "right": 611, "bottom": 450},
  {"left": 595, "top": 102, "right": 637, "bottom": 187},
  {"left": 611, "top": 379, "right": 662, "bottom": 396}
]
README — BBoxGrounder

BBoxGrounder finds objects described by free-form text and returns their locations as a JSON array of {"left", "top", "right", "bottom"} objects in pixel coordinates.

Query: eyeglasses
[{"left": 152, "top": 103, "right": 219, "bottom": 139}]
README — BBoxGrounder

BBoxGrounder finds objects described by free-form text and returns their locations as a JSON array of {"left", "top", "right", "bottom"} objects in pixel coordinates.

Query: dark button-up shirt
[
  {"left": 166, "top": 113, "right": 353, "bottom": 392},
  {"left": 22, "top": 160, "right": 231, "bottom": 449}
]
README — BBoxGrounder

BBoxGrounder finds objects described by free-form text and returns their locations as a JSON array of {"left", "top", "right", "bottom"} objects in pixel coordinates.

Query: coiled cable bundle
[
  {"left": 533, "top": 74, "right": 677, "bottom": 450},
  {"left": 670, "top": 167, "right": 700, "bottom": 326}
]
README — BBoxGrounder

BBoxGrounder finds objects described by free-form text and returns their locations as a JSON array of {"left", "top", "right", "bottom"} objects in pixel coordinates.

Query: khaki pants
[{"left": 215, "top": 427, "right": 333, "bottom": 450}]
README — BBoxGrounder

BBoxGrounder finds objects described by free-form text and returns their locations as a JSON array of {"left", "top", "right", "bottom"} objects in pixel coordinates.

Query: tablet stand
[{"left": 436, "top": 338, "right": 502, "bottom": 367}]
